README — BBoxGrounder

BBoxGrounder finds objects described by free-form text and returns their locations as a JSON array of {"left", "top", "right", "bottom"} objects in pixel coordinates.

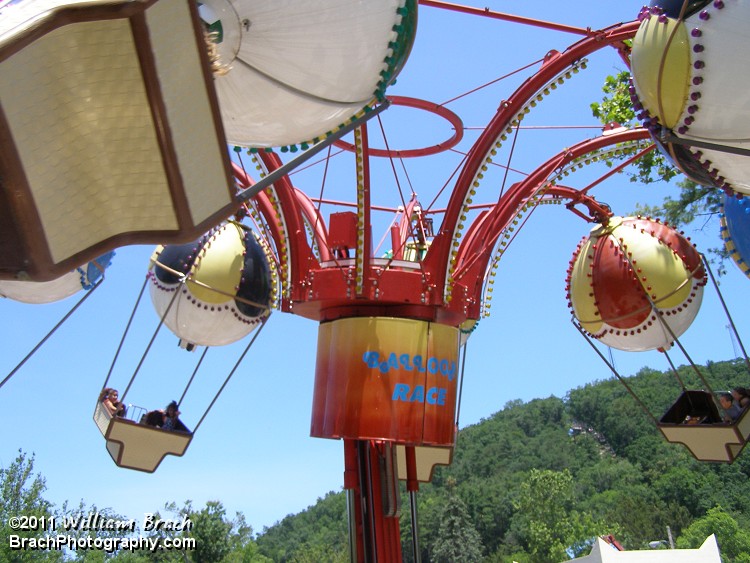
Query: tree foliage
[
  {"left": 590, "top": 71, "right": 728, "bottom": 269},
  {"left": 129, "top": 500, "right": 267, "bottom": 563},
  {"left": 255, "top": 359, "right": 750, "bottom": 561},
  {"left": 5, "top": 359, "right": 750, "bottom": 561},
  {"left": 675, "top": 506, "right": 750, "bottom": 562},
  {"left": 431, "top": 480, "right": 483, "bottom": 562},
  {"left": 0, "top": 450, "right": 62, "bottom": 562}
]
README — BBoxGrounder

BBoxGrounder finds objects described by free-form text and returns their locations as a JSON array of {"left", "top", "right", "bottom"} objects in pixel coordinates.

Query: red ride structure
[
  {"left": 3, "top": 1, "right": 748, "bottom": 558},
  {"left": 228, "top": 7, "right": 652, "bottom": 560}
]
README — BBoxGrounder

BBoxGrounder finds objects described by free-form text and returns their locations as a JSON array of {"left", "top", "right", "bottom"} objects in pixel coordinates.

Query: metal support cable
[
  {"left": 1, "top": 278, "right": 104, "bottom": 390},
  {"left": 121, "top": 277, "right": 186, "bottom": 403},
  {"left": 572, "top": 319, "right": 659, "bottom": 426},
  {"left": 612, "top": 236, "right": 715, "bottom": 396},
  {"left": 236, "top": 101, "right": 390, "bottom": 205},
  {"left": 102, "top": 276, "right": 148, "bottom": 391},
  {"left": 703, "top": 254, "right": 750, "bottom": 372},
  {"left": 192, "top": 315, "right": 268, "bottom": 433},
  {"left": 663, "top": 350, "right": 688, "bottom": 392},
  {"left": 178, "top": 346, "right": 209, "bottom": 406}
]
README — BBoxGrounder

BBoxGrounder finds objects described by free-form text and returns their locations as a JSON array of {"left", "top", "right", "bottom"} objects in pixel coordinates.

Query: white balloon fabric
[
  {"left": 0, "top": 251, "right": 114, "bottom": 304},
  {"left": 631, "top": 1, "right": 750, "bottom": 195},
  {"left": 198, "top": 0, "right": 417, "bottom": 149},
  {"left": 148, "top": 222, "right": 272, "bottom": 348}
]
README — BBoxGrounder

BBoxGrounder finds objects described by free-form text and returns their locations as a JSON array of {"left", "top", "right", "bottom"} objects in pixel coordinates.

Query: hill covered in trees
[
  {"left": 3, "top": 358, "right": 749, "bottom": 562},
  {"left": 255, "top": 357, "right": 750, "bottom": 562}
]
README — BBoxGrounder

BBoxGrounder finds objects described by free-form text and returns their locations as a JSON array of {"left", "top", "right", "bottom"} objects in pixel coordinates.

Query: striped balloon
[
  {"left": 148, "top": 222, "right": 273, "bottom": 348},
  {"left": 567, "top": 217, "right": 706, "bottom": 352},
  {"left": 720, "top": 194, "right": 750, "bottom": 279}
]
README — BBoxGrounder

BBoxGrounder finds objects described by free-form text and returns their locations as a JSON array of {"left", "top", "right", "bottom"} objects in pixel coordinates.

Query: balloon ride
[
  {"left": 566, "top": 214, "right": 748, "bottom": 462},
  {"left": 630, "top": 0, "right": 750, "bottom": 196},
  {"left": 2, "top": 0, "right": 750, "bottom": 561},
  {"left": 0, "top": 251, "right": 115, "bottom": 304},
  {"left": 567, "top": 216, "right": 706, "bottom": 353},
  {"left": 149, "top": 221, "right": 274, "bottom": 349},
  {"left": 92, "top": 222, "right": 273, "bottom": 472},
  {"left": 721, "top": 194, "right": 750, "bottom": 279},
  {"left": 198, "top": 0, "right": 416, "bottom": 149}
]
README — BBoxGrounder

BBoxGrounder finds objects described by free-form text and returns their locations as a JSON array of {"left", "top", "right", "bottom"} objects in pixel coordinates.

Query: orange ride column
[
  {"left": 311, "top": 316, "right": 459, "bottom": 562},
  {"left": 311, "top": 317, "right": 459, "bottom": 445}
]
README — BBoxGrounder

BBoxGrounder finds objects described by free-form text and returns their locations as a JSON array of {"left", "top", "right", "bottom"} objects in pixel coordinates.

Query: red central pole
[{"left": 344, "top": 439, "right": 403, "bottom": 562}]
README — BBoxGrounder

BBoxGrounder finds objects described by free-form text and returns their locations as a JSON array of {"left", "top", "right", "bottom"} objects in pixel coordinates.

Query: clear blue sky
[{"left": 1, "top": 0, "right": 748, "bottom": 535}]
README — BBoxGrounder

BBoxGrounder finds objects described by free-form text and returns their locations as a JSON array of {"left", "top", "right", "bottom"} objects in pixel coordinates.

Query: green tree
[
  {"left": 58, "top": 500, "right": 137, "bottom": 563},
  {"left": 128, "top": 500, "right": 266, "bottom": 563},
  {"left": 255, "top": 491, "right": 348, "bottom": 561},
  {"left": 431, "top": 479, "right": 483, "bottom": 563},
  {"left": 0, "top": 450, "right": 63, "bottom": 563},
  {"left": 590, "top": 71, "right": 727, "bottom": 269},
  {"left": 676, "top": 506, "right": 750, "bottom": 563},
  {"left": 253, "top": 359, "right": 750, "bottom": 558},
  {"left": 590, "top": 70, "right": 678, "bottom": 187},
  {"left": 287, "top": 543, "right": 348, "bottom": 563},
  {"left": 512, "top": 469, "right": 613, "bottom": 562}
]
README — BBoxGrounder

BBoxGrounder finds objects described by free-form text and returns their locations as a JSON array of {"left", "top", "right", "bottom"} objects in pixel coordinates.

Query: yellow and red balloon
[{"left": 567, "top": 216, "right": 706, "bottom": 352}]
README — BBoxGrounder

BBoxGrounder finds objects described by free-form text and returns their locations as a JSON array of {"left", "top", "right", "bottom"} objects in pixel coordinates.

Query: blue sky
[{"left": 1, "top": 0, "right": 749, "bottom": 536}]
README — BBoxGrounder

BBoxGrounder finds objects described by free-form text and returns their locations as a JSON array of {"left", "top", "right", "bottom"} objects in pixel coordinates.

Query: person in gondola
[
  {"left": 162, "top": 401, "right": 189, "bottom": 433},
  {"left": 719, "top": 392, "right": 742, "bottom": 422},
  {"left": 732, "top": 387, "right": 750, "bottom": 411},
  {"left": 99, "top": 388, "right": 126, "bottom": 418},
  {"left": 143, "top": 401, "right": 189, "bottom": 432}
]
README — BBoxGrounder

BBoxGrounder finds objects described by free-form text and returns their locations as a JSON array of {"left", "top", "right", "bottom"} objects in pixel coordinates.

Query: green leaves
[
  {"left": 432, "top": 492, "right": 484, "bottom": 563},
  {"left": 676, "top": 506, "right": 750, "bottom": 561}
]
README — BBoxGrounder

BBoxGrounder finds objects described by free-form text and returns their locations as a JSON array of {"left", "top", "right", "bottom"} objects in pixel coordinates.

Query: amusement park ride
[{"left": 2, "top": 0, "right": 750, "bottom": 560}]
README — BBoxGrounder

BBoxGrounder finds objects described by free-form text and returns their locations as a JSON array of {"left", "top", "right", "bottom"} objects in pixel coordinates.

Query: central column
[{"left": 311, "top": 317, "right": 460, "bottom": 561}]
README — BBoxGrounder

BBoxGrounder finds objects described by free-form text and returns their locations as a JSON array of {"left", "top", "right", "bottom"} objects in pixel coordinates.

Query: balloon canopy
[
  {"left": 0, "top": 251, "right": 114, "bottom": 304},
  {"left": 720, "top": 194, "right": 750, "bottom": 279},
  {"left": 0, "top": 0, "right": 236, "bottom": 282},
  {"left": 198, "top": 0, "right": 417, "bottom": 149},
  {"left": 148, "top": 222, "right": 273, "bottom": 348},
  {"left": 567, "top": 216, "right": 706, "bottom": 352},
  {"left": 630, "top": 1, "right": 750, "bottom": 195}
]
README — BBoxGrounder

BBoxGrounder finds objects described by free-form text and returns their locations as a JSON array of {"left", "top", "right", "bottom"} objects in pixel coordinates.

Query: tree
[
  {"left": 676, "top": 506, "right": 750, "bottom": 563},
  {"left": 0, "top": 450, "right": 63, "bottom": 563},
  {"left": 431, "top": 479, "right": 483, "bottom": 563},
  {"left": 248, "top": 360, "right": 750, "bottom": 558},
  {"left": 129, "top": 500, "right": 267, "bottom": 563},
  {"left": 511, "top": 469, "right": 614, "bottom": 562},
  {"left": 590, "top": 71, "right": 726, "bottom": 269},
  {"left": 254, "top": 491, "right": 348, "bottom": 561},
  {"left": 590, "top": 70, "right": 678, "bottom": 187}
]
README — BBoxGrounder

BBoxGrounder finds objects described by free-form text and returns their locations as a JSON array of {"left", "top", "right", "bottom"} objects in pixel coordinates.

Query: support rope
[
  {"left": 192, "top": 315, "right": 269, "bottom": 433},
  {"left": 572, "top": 319, "right": 659, "bottom": 425},
  {"left": 703, "top": 254, "right": 750, "bottom": 372},
  {"left": 120, "top": 277, "right": 186, "bottom": 403},
  {"left": 178, "top": 346, "right": 210, "bottom": 407},
  {"left": 612, "top": 237, "right": 715, "bottom": 396},
  {"left": 663, "top": 350, "right": 688, "bottom": 392},
  {"left": 101, "top": 276, "right": 148, "bottom": 391},
  {"left": 1, "top": 278, "right": 104, "bottom": 391}
]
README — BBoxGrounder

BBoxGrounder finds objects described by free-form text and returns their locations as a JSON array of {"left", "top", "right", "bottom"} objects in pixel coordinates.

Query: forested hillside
[{"left": 255, "top": 358, "right": 750, "bottom": 562}]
